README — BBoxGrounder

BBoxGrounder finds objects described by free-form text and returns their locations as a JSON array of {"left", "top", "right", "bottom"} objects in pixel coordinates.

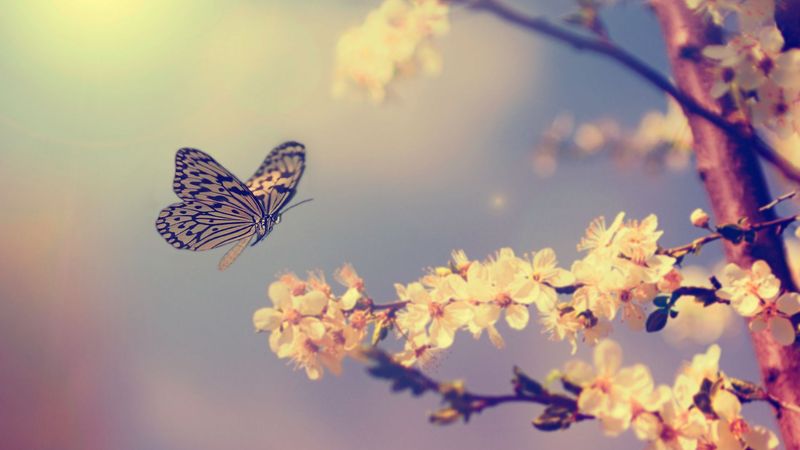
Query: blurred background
[{"left": 0, "top": 1, "right": 785, "bottom": 449}]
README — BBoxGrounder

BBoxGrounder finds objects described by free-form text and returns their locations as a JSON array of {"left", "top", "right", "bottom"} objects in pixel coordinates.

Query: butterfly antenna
[{"left": 281, "top": 198, "right": 314, "bottom": 215}]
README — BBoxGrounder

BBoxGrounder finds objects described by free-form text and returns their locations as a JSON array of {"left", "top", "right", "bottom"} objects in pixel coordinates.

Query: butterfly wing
[
  {"left": 156, "top": 201, "right": 257, "bottom": 251},
  {"left": 174, "top": 148, "right": 265, "bottom": 217},
  {"left": 156, "top": 148, "right": 265, "bottom": 255},
  {"left": 246, "top": 141, "right": 306, "bottom": 216}
]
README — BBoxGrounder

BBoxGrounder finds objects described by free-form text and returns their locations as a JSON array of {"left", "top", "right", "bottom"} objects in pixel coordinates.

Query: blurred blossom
[
  {"left": 562, "top": 339, "right": 778, "bottom": 448},
  {"left": 574, "top": 123, "right": 606, "bottom": 154},
  {"left": 716, "top": 260, "right": 781, "bottom": 317},
  {"left": 662, "top": 266, "right": 740, "bottom": 347},
  {"left": 684, "top": 0, "right": 740, "bottom": 25},
  {"left": 765, "top": 128, "right": 800, "bottom": 170},
  {"left": 532, "top": 97, "right": 693, "bottom": 176},
  {"left": 332, "top": 0, "right": 449, "bottom": 102},
  {"left": 698, "top": 4, "right": 800, "bottom": 139},
  {"left": 489, "top": 193, "right": 507, "bottom": 211}
]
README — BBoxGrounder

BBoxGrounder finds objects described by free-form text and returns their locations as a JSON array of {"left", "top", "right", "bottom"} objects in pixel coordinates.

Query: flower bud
[{"left": 690, "top": 208, "right": 710, "bottom": 228}]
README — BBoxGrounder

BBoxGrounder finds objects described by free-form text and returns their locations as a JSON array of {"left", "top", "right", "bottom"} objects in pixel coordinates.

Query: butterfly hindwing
[
  {"left": 156, "top": 201, "right": 257, "bottom": 251},
  {"left": 246, "top": 141, "right": 306, "bottom": 215}
]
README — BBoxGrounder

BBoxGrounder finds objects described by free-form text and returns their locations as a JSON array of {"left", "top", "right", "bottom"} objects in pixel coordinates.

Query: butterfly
[{"left": 155, "top": 141, "right": 306, "bottom": 270}]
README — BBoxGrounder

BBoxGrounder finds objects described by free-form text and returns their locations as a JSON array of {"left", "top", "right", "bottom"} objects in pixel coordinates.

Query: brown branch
[
  {"left": 449, "top": 0, "right": 800, "bottom": 184},
  {"left": 650, "top": 1, "right": 800, "bottom": 448},
  {"left": 659, "top": 214, "right": 800, "bottom": 259},
  {"left": 362, "top": 348, "right": 591, "bottom": 428}
]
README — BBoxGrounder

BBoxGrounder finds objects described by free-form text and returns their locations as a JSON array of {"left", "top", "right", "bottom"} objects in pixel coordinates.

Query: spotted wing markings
[
  {"left": 246, "top": 142, "right": 306, "bottom": 215},
  {"left": 156, "top": 201, "right": 256, "bottom": 251}
]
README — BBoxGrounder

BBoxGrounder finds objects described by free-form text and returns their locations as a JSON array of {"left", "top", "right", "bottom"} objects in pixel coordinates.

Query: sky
[{"left": 0, "top": 1, "right": 784, "bottom": 449}]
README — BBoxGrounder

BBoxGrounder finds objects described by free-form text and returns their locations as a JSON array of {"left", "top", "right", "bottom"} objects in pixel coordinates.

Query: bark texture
[{"left": 651, "top": 1, "right": 800, "bottom": 447}]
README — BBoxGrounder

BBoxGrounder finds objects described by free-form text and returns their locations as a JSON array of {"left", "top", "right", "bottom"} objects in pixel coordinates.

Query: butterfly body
[{"left": 156, "top": 142, "right": 306, "bottom": 270}]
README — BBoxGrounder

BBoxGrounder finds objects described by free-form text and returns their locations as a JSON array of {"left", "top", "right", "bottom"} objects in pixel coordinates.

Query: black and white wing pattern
[
  {"left": 246, "top": 141, "right": 306, "bottom": 216},
  {"left": 156, "top": 148, "right": 264, "bottom": 253}
]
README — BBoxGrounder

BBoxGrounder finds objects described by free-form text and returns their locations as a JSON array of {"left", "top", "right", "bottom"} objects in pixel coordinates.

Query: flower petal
[
  {"left": 297, "top": 290, "right": 328, "bottom": 315},
  {"left": 505, "top": 304, "right": 530, "bottom": 330},
  {"left": 712, "top": 389, "right": 741, "bottom": 422},
  {"left": 300, "top": 317, "right": 326, "bottom": 340},
  {"left": 770, "top": 317, "right": 797, "bottom": 346},
  {"left": 564, "top": 359, "right": 595, "bottom": 385},
  {"left": 487, "top": 325, "right": 505, "bottom": 349},
  {"left": 533, "top": 248, "right": 557, "bottom": 270},
  {"left": 777, "top": 292, "right": 800, "bottom": 315},
  {"left": 253, "top": 307, "right": 282, "bottom": 331},
  {"left": 594, "top": 339, "right": 622, "bottom": 377},
  {"left": 750, "top": 315, "right": 768, "bottom": 333},
  {"left": 268, "top": 282, "right": 292, "bottom": 309},
  {"left": 429, "top": 320, "right": 455, "bottom": 348}
]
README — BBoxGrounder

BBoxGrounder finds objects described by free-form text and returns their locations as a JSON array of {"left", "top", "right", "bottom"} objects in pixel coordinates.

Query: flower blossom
[
  {"left": 332, "top": 0, "right": 449, "bottom": 102},
  {"left": 716, "top": 260, "right": 781, "bottom": 317},
  {"left": 749, "top": 292, "right": 800, "bottom": 345},
  {"left": 566, "top": 340, "right": 670, "bottom": 436}
]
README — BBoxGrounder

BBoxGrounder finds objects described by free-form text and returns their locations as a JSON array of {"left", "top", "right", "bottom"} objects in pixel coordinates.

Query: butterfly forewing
[
  {"left": 157, "top": 148, "right": 265, "bottom": 253},
  {"left": 246, "top": 142, "right": 306, "bottom": 215},
  {"left": 174, "top": 148, "right": 265, "bottom": 217}
]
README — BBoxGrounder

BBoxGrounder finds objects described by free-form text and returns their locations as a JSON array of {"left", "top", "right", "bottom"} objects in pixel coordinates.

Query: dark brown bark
[{"left": 651, "top": 1, "right": 800, "bottom": 447}]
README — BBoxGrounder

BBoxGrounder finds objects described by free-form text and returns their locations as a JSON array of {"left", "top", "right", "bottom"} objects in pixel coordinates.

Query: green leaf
[
  {"left": 371, "top": 319, "right": 390, "bottom": 346},
  {"left": 693, "top": 392, "right": 714, "bottom": 415},
  {"left": 513, "top": 366, "right": 545, "bottom": 396},
  {"left": 646, "top": 309, "right": 669, "bottom": 333},
  {"left": 653, "top": 295, "right": 669, "bottom": 308},
  {"left": 532, "top": 405, "right": 574, "bottom": 431},
  {"left": 363, "top": 347, "right": 434, "bottom": 397},
  {"left": 560, "top": 378, "right": 583, "bottom": 396},
  {"left": 717, "top": 224, "right": 746, "bottom": 244}
]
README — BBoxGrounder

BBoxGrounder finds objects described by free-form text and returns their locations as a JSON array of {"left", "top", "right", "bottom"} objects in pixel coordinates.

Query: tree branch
[
  {"left": 362, "top": 348, "right": 591, "bottom": 429},
  {"left": 450, "top": 0, "right": 800, "bottom": 184},
  {"left": 649, "top": 1, "right": 800, "bottom": 448}
]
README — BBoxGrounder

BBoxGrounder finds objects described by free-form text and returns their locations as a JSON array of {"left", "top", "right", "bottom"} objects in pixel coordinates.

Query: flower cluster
[
  {"left": 663, "top": 265, "right": 740, "bottom": 346},
  {"left": 331, "top": 0, "right": 449, "bottom": 102},
  {"left": 694, "top": 0, "right": 800, "bottom": 139},
  {"left": 253, "top": 210, "right": 800, "bottom": 380},
  {"left": 551, "top": 213, "right": 679, "bottom": 349},
  {"left": 565, "top": 340, "right": 779, "bottom": 449},
  {"left": 716, "top": 260, "right": 800, "bottom": 345},
  {"left": 252, "top": 267, "right": 369, "bottom": 380},
  {"left": 533, "top": 97, "right": 694, "bottom": 177}
]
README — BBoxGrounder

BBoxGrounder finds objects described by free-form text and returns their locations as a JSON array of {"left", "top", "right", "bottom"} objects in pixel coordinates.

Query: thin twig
[
  {"left": 659, "top": 215, "right": 800, "bottom": 258},
  {"left": 759, "top": 191, "right": 798, "bottom": 212}
]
